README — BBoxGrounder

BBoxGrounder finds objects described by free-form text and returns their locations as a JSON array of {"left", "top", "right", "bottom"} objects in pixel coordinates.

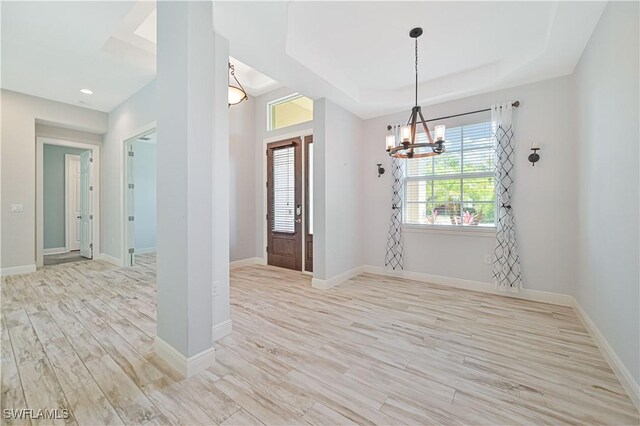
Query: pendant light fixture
[
  {"left": 228, "top": 62, "right": 248, "bottom": 106},
  {"left": 386, "top": 28, "right": 445, "bottom": 159}
]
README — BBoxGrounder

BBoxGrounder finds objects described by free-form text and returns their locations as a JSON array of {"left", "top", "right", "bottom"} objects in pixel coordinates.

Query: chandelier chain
[{"left": 415, "top": 37, "right": 418, "bottom": 107}]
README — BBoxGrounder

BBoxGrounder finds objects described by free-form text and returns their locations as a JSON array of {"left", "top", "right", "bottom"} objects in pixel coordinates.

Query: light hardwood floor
[{"left": 1, "top": 255, "right": 638, "bottom": 425}]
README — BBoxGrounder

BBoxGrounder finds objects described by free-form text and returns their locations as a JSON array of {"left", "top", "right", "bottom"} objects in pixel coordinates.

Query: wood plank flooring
[{"left": 1, "top": 255, "right": 638, "bottom": 425}]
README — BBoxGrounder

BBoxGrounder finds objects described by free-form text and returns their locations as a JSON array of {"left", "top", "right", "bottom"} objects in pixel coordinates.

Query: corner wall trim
[
  {"left": 43, "top": 247, "right": 66, "bottom": 255},
  {"left": 154, "top": 337, "right": 215, "bottom": 378},
  {"left": 230, "top": 257, "right": 265, "bottom": 270},
  {"left": 96, "top": 253, "right": 123, "bottom": 267},
  {"left": 212, "top": 319, "right": 232, "bottom": 341},
  {"left": 1, "top": 264, "right": 37, "bottom": 277},
  {"left": 572, "top": 299, "right": 640, "bottom": 411},
  {"left": 312, "top": 266, "right": 364, "bottom": 290},
  {"left": 361, "top": 265, "right": 575, "bottom": 307}
]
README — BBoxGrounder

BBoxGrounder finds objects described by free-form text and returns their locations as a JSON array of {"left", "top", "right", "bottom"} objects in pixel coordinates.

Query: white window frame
[
  {"left": 267, "top": 93, "right": 313, "bottom": 131},
  {"left": 401, "top": 121, "right": 497, "bottom": 236}
]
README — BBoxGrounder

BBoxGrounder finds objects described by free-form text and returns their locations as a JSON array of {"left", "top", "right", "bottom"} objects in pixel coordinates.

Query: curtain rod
[{"left": 387, "top": 100, "right": 520, "bottom": 130}]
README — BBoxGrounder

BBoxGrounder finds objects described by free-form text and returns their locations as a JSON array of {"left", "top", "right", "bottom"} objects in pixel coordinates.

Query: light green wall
[{"left": 43, "top": 144, "right": 88, "bottom": 249}]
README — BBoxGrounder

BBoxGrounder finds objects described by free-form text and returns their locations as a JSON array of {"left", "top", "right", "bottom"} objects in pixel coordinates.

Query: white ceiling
[
  {"left": 2, "top": 1, "right": 606, "bottom": 118},
  {"left": 0, "top": 1, "right": 279, "bottom": 112},
  {"left": 214, "top": 1, "right": 607, "bottom": 119}
]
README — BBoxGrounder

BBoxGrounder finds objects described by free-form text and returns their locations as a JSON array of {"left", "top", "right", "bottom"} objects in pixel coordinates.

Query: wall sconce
[
  {"left": 528, "top": 143, "right": 541, "bottom": 166},
  {"left": 377, "top": 163, "right": 385, "bottom": 177}
]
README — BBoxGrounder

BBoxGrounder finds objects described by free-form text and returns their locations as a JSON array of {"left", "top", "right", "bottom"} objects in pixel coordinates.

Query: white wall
[
  {"left": 102, "top": 80, "right": 157, "bottom": 263},
  {"left": 574, "top": 2, "right": 639, "bottom": 385},
  {"left": 229, "top": 96, "right": 257, "bottom": 262},
  {"left": 314, "top": 98, "right": 363, "bottom": 280},
  {"left": 0, "top": 90, "right": 107, "bottom": 269},
  {"left": 360, "top": 76, "right": 579, "bottom": 295},
  {"left": 132, "top": 140, "right": 157, "bottom": 252}
]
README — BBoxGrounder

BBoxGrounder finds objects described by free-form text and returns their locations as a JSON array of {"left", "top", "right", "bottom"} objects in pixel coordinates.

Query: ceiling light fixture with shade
[
  {"left": 228, "top": 63, "right": 248, "bottom": 106},
  {"left": 386, "top": 27, "right": 445, "bottom": 159}
]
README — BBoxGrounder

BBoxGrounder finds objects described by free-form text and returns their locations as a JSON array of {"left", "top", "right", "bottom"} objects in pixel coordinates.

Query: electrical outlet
[
  {"left": 483, "top": 254, "right": 492, "bottom": 264},
  {"left": 212, "top": 280, "right": 220, "bottom": 296},
  {"left": 11, "top": 203, "right": 23, "bottom": 212}
]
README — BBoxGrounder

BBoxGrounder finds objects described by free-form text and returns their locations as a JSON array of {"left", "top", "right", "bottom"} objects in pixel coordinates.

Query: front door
[
  {"left": 79, "top": 150, "right": 93, "bottom": 259},
  {"left": 267, "top": 138, "right": 302, "bottom": 270}
]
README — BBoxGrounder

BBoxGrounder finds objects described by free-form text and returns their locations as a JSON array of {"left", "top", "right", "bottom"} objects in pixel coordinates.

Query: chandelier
[
  {"left": 386, "top": 28, "right": 446, "bottom": 159},
  {"left": 228, "top": 63, "right": 248, "bottom": 106}
]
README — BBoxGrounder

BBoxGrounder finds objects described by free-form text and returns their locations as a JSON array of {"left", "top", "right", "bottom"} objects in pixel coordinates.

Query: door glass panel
[
  {"left": 308, "top": 143, "right": 313, "bottom": 235},
  {"left": 272, "top": 146, "right": 295, "bottom": 233}
]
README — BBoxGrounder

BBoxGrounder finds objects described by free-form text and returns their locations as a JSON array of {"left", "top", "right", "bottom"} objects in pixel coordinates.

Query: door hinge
[
  {"left": 89, "top": 243, "right": 93, "bottom": 248},
  {"left": 265, "top": 214, "right": 268, "bottom": 220},
  {"left": 128, "top": 248, "right": 134, "bottom": 254},
  {"left": 266, "top": 181, "right": 268, "bottom": 188},
  {"left": 89, "top": 214, "right": 93, "bottom": 220},
  {"left": 128, "top": 151, "right": 134, "bottom": 157},
  {"left": 128, "top": 216, "right": 134, "bottom": 221},
  {"left": 89, "top": 157, "right": 94, "bottom": 163},
  {"left": 128, "top": 183, "right": 134, "bottom": 189}
]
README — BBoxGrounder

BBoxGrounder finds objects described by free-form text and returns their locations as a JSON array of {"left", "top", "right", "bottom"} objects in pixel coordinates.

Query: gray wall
[
  {"left": 132, "top": 140, "right": 157, "bottom": 251},
  {"left": 574, "top": 2, "right": 639, "bottom": 385},
  {"left": 1, "top": 89, "right": 107, "bottom": 269},
  {"left": 43, "top": 145, "right": 88, "bottom": 250}
]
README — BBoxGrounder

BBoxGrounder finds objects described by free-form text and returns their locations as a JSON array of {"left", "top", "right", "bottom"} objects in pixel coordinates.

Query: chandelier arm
[
  {"left": 410, "top": 108, "right": 418, "bottom": 145},
  {"left": 418, "top": 108, "right": 435, "bottom": 144}
]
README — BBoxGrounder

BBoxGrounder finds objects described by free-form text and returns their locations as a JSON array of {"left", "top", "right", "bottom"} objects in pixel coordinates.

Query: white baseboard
[
  {"left": 1, "top": 264, "right": 37, "bottom": 277},
  {"left": 312, "top": 266, "right": 364, "bottom": 290},
  {"left": 135, "top": 247, "right": 156, "bottom": 255},
  {"left": 43, "top": 247, "right": 66, "bottom": 255},
  {"left": 212, "top": 319, "right": 232, "bottom": 341},
  {"left": 572, "top": 299, "right": 640, "bottom": 411},
  {"left": 95, "top": 253, "right": 123, "bottom": 267},
  {"left": 230, "top": 257, "right": 264, "bottom": 270},
  {"left": 361, "top": 265, "right": 574, "bottom": 307},
  {"left": 154, "top": 337, "right": 215, "bottom": 378}
]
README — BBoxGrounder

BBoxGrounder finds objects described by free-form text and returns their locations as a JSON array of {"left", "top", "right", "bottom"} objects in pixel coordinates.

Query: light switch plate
[{"left": 11, "top": 203, "right": 24, "bottom": 212}]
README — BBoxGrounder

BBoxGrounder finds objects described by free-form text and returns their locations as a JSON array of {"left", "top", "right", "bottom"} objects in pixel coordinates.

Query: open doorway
[
  {"left": 36, "top": 138, "right": 100, "bottom": 268},
  {"left": 124, "top": 129, "right": 157, "bottom": 267}
]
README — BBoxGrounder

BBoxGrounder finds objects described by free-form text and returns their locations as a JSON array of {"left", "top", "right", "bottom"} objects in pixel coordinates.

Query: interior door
[
  {"left": 66, "top": 155, "right": 81, "bottom": 251},
  {"left": 79, "top": 150, "right": 93, "bottom": 259},
  {"left": 267, "top": 138, "right": 302, "bottom": 270},
  {"left": 304, "top": 136, "right": 313, "bottom": 272}
]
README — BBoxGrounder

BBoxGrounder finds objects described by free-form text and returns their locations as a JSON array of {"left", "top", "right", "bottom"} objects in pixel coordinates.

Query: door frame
[
  {"left": 64, "top": 154, "right": 81, "bottom": 252},
  {"left": 262, "top": 128, "right": 312, "bottom": 271},
  {"left": 121, "top": 121, "right": 156, "bottom": 267},
  {"left": 36, "top": 137, "right": 100, "bottom": 268}
]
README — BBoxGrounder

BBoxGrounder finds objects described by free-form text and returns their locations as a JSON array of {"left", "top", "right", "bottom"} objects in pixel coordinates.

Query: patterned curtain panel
[
  {"left": 385, "top": 125, "right": 404, "bottom": 270},
  {"left": 492, "top": 103, "right": 522, "bottom": 290}
]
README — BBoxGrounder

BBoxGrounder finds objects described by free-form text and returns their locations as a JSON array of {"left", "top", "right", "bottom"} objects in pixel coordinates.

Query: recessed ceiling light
[{"left": 80, "top": 89, "right": 94, "bottom": 95}]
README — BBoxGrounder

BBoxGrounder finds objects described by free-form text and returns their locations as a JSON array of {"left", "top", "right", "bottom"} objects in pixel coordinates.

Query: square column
[{"left": 155, "top": 0, "right": 228, "bottom": 377}]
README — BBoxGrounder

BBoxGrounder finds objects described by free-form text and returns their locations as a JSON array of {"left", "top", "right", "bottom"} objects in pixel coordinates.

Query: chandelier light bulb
[
  {"left": 401, "top": 126, "right": 411, "bottom": 143},
  {"left": 434, "top": 125, "right": 446, "bottom": 142},
  {"left": 386, "top": 134, "right": 396, "bottom": 150}
]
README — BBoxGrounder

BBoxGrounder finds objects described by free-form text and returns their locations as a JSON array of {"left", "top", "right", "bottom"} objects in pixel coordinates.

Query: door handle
[{"left": 77, "top": 216, "right": 81, "bottom": 219}]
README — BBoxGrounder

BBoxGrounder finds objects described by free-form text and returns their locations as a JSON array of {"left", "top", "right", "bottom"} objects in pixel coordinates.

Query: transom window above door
[
  {"left": 267, "top": 94, "right": 313, "bottom": 131},
  {"left": 403, "top": 121, "right": 496, "bottom": 228}
]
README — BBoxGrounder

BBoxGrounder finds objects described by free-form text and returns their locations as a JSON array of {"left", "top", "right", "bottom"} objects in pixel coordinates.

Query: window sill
[{"left": 401, "top": 225, "right": 496, "bottom": 238}]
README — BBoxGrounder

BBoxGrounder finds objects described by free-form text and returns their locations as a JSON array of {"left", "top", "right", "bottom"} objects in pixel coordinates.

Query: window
[
  {"left": 268, "top": 94, "right": 313, "bottom": 131},
  {"left": 404, "top": 121, "right": 496, "bottom": 227},
  {"left": 271, "top": 146, "right": 295, "bottom": 233}
]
